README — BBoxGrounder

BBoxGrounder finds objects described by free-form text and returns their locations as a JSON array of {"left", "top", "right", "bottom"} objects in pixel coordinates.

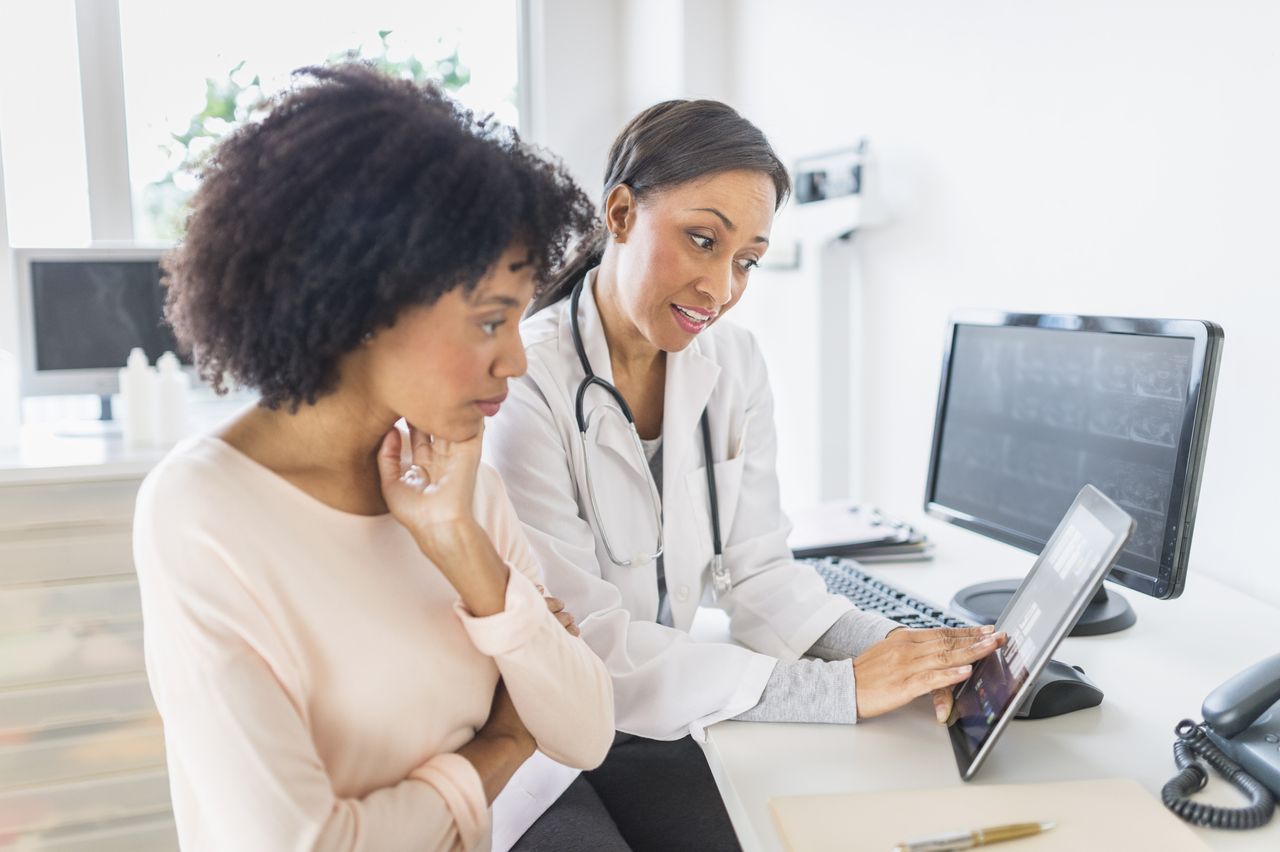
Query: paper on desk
[
  {"left": 769, "top": 778, "right": 1210, "bottom": 852},
  {"left": 787, "top": 501, "right": 919, "bottom": 555}
]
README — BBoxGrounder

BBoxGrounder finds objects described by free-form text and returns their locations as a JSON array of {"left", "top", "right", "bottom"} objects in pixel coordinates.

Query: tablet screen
[{"left": 947, "top": 486, "right": 1133, "bottom": 779}]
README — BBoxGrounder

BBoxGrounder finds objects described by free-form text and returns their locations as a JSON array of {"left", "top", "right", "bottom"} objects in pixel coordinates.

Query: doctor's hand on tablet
[{"left": 853, "top": 626, "right": 1006, "bottom": 724}]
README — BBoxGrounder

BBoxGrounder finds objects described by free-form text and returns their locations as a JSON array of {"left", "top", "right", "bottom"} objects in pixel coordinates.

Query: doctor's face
[
  {"left": 358, "top": 244, "right": 534, "bottom": 441},
  {"left": 606, "top": 169, "right": 776, "bottom": 353}
]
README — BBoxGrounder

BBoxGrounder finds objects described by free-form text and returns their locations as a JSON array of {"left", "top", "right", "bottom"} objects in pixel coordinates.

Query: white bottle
[
  {"left": 153, "top": 351, "right": 190, "bottom": 446},
  {"left": 0, "top": 349, "right": 20, "bottom": 449},
  {"left": 118, "top": 347, "right": 156, "bottom": 447}
]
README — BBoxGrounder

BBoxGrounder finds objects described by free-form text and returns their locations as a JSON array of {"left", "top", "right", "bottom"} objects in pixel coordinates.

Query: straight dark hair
[{"left": 530, "top": 99, "right": 790, "bottom": 314}]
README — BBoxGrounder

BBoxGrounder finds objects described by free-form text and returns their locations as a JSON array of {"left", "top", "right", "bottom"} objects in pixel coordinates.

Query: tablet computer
[{"left": 947, "top": 484, "right": 1135, "bottom": 781}]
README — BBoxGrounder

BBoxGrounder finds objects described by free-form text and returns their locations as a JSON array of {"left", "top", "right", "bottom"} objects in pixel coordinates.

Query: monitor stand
[
  {"left": 53, "top": 394, "right": 123, "bottom": 438},
  {"left": 950, "top": 579, "right": 1136, "bottom": 636}
]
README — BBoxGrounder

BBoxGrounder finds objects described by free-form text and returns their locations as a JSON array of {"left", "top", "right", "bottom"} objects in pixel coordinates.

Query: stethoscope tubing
[{"left": 569, "top": 276, "right": 724, "bottom": 577}]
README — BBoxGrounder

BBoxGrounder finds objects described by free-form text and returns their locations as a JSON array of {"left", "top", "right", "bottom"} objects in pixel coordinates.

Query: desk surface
[
  {"left": 0, "top": 396, "right": 248, "bottom": 484},
  {"left": 695, "top": 518, "right": 1280, "bottom": 851}
]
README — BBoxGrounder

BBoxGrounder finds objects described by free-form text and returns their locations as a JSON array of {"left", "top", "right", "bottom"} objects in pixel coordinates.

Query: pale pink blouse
[{"left": 133, "top": 436, "right": 613, "bottom": 851}]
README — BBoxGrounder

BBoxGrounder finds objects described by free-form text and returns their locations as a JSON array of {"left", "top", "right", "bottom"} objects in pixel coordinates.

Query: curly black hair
[{"left": 163, "top": 62, "right": 595, "bottom": 410}]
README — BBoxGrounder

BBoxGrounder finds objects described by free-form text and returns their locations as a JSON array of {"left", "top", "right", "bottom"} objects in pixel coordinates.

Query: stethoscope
[{"left": 570, "top": 276, "right": 731, "bottom": 596}]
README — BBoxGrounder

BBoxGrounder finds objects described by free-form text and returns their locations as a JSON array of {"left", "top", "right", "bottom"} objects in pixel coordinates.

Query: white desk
[{"left": 697, "top": 518, "right": 1280, "bottom": 851}]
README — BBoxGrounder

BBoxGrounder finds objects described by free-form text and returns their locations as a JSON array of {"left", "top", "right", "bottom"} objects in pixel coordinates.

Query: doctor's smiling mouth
[{"left": 670, "top": 302, "right": 719, "bottom": 334}]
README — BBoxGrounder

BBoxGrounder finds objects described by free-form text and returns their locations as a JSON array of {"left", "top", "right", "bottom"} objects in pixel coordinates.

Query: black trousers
[{"left": 510, "top": 734, "right": 743, "bottom": 852}]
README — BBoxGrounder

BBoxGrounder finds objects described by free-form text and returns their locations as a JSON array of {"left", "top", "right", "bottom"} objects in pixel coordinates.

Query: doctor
[{"left": 486, "top": 100, "right": 1003, "bottom": 850}]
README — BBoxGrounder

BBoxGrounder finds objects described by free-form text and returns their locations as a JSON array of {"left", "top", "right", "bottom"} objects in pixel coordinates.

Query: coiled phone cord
[{"left": 1162, "top": 719, "right": 1276, "bottom": 829}]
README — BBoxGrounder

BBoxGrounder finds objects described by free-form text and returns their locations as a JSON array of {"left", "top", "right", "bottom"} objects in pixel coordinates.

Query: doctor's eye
[
  {"left": 690, "top": 233, "right": 715, "bottom": 251},
  {"left": 737, "top": 257, "right": 760, "bottom": 272}
]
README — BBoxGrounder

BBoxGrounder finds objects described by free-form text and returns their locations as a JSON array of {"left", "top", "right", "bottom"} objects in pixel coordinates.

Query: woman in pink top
[{"left": 133, "top": 63, "right": 613, "bottom": 851}]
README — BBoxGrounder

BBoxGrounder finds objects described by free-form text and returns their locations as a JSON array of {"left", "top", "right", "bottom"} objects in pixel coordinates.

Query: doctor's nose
[{"left": 696, "top": 263, "right": 735, "bottom": 308}]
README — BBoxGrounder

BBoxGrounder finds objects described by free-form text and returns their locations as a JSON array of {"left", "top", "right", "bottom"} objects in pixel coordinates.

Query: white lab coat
[{"left": 485, "top": 269, "right": 867, "bottom": 847}]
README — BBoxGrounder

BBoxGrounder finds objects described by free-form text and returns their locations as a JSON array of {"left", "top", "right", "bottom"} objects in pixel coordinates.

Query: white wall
[
  {"left": 525, "top": 0, "right": 738, "bottom": 189},
  {"left": 720, "top": 0, "right": 1280, "bottom": 606},
  {"left": 523, "top": 0, "right": 626, "bottom": 191}
]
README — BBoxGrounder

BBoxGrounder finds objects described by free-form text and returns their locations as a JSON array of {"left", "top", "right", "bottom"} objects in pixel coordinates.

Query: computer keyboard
[{"left": 806, "top": 556, "right": 978, "bottom": 630}]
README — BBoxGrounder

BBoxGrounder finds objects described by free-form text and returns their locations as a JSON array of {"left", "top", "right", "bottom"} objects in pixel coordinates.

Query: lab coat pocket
[
  {"left": 683, "top": 453, "right": 746, "bottom": 559},
  {"left": 731, "top": 412, "right": 752, "bottom": 461}
]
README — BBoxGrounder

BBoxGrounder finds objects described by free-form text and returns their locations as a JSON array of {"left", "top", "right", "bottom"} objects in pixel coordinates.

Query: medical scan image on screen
[
  {"left": 32, "top": 260, "right": 180, "bottom": 371},
  {"left": 949, "top": 503, "right": 1116, "bottom": 756},
  {"left": 932, "top": 325, "right": 1192, "bottom": 576}
]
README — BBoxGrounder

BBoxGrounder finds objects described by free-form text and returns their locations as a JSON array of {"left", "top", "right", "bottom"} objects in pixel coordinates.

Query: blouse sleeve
[{"left": 456, "top": 466, "right": 615, "bottom": 770}]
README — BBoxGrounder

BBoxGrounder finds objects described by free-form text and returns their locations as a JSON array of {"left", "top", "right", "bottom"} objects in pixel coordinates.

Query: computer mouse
[{"left": 1014, "top": 659, "right": 1104, "bottom": 719}]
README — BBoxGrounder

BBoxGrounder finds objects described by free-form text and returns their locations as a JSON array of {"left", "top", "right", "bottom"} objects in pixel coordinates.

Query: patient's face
[
  {"left": 362, "top": 244, "right": 534, "bottom": 441},
  {"left": 607, "top": 169, "right": 776, "bottom": 353}
]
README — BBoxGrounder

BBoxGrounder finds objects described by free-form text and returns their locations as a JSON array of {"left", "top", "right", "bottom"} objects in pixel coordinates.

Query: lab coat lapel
[
  {"left": 661, "top": 341, "right": 721, "bottom": 628},
  {"left": 660, "top": 343, "right": 720, "bottom": 489},
  {"left": 558, "top": 270, "right": 650, "bottom": 480}
]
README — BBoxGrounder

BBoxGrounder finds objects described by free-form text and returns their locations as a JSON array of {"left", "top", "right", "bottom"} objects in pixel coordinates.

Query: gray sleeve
[
  {"left": 730, "top": 611, "right": 901, "bottom": 725},
  {"left": 807, "top": 609, "right": 900, "bottom": 662},
  {"left": 732, "top": 658, "right": 858, "bottom": 724}
]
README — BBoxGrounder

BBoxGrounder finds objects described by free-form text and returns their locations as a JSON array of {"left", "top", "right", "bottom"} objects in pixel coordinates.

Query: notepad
[
  {"left": 788, "top": 501, "right": 932, "bottom": 561},
  {"left": 769, "top": 778, "right": 1210, "bottom": 851}
]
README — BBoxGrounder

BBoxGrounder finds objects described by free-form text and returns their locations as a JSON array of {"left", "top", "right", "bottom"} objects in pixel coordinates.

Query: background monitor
[
  {"left": 14, "top": 246, "right": 189, "bottom": 400},
  {"left": 923, "top": 311, "right": 1222, "bottom": 634}
]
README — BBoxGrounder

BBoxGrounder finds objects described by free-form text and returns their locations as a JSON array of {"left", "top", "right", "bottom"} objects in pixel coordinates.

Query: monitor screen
[
  {"left": 925, "top": 314, "right": 1221, "bottom": 600},
  {"left": 30, "top": 259, "right": 182, "bottom": 371}
]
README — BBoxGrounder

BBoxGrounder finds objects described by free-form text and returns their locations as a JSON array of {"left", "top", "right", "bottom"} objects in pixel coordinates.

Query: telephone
[{"left": 1162, "top": 653, "right": 1280, "bottom": 829}]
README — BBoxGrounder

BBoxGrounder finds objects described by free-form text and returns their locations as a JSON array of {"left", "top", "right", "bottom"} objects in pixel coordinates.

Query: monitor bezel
[
  {"left": 923, "top": 310, "right": 1222, "bottom": 601},
  {"left": 14, "top": 245, "right": 182, "bottom": 397}
]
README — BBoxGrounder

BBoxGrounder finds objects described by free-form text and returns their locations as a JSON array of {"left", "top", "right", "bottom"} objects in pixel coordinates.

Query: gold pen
[{"left": 891, "top": 820, "right": 1055, "bottom": 852}]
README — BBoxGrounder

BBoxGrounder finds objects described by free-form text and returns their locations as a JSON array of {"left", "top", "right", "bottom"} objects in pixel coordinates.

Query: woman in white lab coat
[{"left": 486, "top": 100, "right": 1004, "bottom": 851}]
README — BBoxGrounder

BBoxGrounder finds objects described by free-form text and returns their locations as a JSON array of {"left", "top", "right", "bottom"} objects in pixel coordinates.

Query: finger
[
  {"left": 912, "top": 664, "right": 973, "bottom": 694},
  {"left": 916, "top": 633, "right": 975, "bottom": 652},
  {"left": 935, "top": 628, "right": 1001, "bottom": 651},
  {"left": 932, "top": 687, "right": 955, "bottom": 724},
  {"left": 906, "top": 624, "right": 994, "bottom": 643},
  {"left": 544, "top": 596, "right": 565, "bottom": 614},
  {"left": 931, "top": 633, "right": 1005, "bottom": 668},
  {"left": 913, "top": 631, "right": 1004, "bottom": 664},
  {"left": 375, "top": 428, "right": 403, "bottom": 486},
  {"left": 408, "top": 424, "right": 434, "bottom": 466}
]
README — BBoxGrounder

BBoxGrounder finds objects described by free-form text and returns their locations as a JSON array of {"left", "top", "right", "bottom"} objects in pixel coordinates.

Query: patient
[{"left": 133, "top": 63, "right": 613, "bottom": 851}]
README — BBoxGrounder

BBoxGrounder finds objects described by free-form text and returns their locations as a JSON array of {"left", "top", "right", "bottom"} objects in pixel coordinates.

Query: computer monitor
[
  {"left": 14, "top": 246, "right": 189, "bottom": 408},
  {"left": 923, "top": 311, "right": 1222, "bottom": 635}
]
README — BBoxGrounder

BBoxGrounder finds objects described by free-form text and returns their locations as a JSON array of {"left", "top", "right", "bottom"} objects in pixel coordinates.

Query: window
[
  {"left": 0, "top": 1, "right": 92, "bottom": 247},
  {"left": 118, "top": 0, "right": 521, "bottom": 241}
]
